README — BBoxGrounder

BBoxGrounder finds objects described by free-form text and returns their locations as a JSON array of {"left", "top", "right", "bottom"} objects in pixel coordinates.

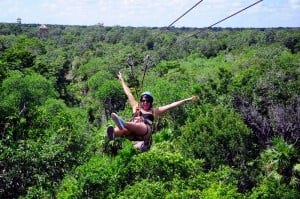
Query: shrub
[{"left": 178, "top": 104, "right": 255, "bottom": 170}]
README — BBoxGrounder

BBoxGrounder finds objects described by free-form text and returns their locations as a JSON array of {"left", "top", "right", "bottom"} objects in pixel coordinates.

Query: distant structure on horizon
[
  {"left": 97, "top": 22, "right": 104, "bottom": 27},
  {"left": 16, "top": 17, "right": 22, "bottom": 24},
  {"left": 39, "top": 24, "right": 48, "bottom": 39}
]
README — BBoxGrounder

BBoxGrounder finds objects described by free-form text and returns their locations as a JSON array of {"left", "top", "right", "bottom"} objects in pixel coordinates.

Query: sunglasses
[{"left": 141, "top": 99, "right": 150, "bottom": 103}]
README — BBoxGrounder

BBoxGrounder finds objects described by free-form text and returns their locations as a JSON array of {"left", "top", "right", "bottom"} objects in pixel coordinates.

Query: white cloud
[{"left": 289, "top": 0, "right": 300, "bottom": 9}]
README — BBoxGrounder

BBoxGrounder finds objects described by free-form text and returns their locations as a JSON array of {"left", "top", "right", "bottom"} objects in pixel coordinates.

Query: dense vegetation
[{"left": 0, "top": 23, "right": 299, "bottom": 198}]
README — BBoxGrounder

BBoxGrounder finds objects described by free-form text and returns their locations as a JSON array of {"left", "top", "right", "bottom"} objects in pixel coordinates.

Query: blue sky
[{"left": 0, "top": 0, "right": 299, "bottom": 28}]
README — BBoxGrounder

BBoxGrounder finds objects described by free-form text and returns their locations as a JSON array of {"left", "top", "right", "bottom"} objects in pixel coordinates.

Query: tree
[
  {"left": 0, "top": 71, "right": 58, "bottom": 141},
  {"left": 96, "top": 80, "right": 125, "bottom": 121},
  {"left": 178, "top": 105, "right": 255, "bottom": 170},
  {"left": 231, "top": 47, "right": 300, "bottom": 146}
]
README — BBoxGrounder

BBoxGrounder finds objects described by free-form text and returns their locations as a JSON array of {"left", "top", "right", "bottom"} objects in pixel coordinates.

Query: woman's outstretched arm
[
  {"left": 118, "top": 72, "right": 138, "bottom": 111},
  {"left": 155, "top": 96, "right": 197, "bottom": 117}
]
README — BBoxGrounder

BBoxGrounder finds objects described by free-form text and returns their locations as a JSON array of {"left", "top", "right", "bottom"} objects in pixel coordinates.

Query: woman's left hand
[{"left": 189, "top": 96, "right": 198, "bottom": 102}]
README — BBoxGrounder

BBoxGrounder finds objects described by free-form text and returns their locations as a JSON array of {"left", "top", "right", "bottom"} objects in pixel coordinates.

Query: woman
[{"left": 107, "top": 72, "right": 197, "bottom": 152}]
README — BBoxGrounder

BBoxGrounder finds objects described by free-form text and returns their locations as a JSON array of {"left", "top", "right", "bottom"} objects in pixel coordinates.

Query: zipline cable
[
  {"left": 178, "top": 0, "right": 263, "bottom": 43},
  {"left": 167, "top": 0, "right": 204, "bottom": 28},
  {"left": 133, "top": 0, "right": 205, "bottom": 97},
  {"left": 207, "top": 0, "right": 263, "bottom": 29},
  {"left": 152, "top": 0, "right": 204, "bottom": 40},
  {"left": 130, "top": 0, "right": 263, "bottom": 96}
]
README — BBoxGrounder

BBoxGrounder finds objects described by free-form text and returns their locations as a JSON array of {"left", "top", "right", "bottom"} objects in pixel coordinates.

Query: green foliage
[
  {"left": 118, "top": 180, "right": 166, "bottom": 198},
  {"left": 1, "top": 24, "right": 299, "bottom": 198},
  {"left": 165, "top": 166, "right": 241, "bottom": 198},
  {"left": 33, "top": 47, "right": 68, "bottom": 79},
  {"left": 96, "top": 79, "right": 125, "bottom": 119},
  {"left": 200, "top": 182, "right": 242, "bottom": 199},
  {"left": 155, "top": 60, "right": 180, "bottom": 76},
  {"left": 1, "top": 71, "right": 57, "bottom": 108},
  {"left": 179, "top": 105, "right": 255, "bottom": 169},
  {"left": 249, "top": 177, "right": 300, "bottom": 199},
  {"left": 77, "top": 57, "right": 106, "bottom": 78},
  {"left": 260, "top": 138, "right": 298, "bottom": 176},
  {"left": 56, "top": 141, "right": 136, "bottom": 198},
  {"left": 87, "top": 70, "right": 114, "bottom": 94},
  {"left": 0, "top": 102, "right": 91, "bottom": 198},
  {"left": 128, "top": 150, "right": 203, "bottom": 182},
  {"left": 231, "top": 46, "right": 300, "bottom": 146},
  {"left": 0, "top": 71, "right": 58, "bottom": 141},
  {"left": 250, "top": 138, "right": 300, "bottom": 193},
  {"left": 165, "top": 188, "right": 202, "bottom": 199},
  {"left": 56, "top": 176, "right": 81, "bottom": 199},
  {"left": 1, "top": 36, "right": 45, "bottom": 71}
]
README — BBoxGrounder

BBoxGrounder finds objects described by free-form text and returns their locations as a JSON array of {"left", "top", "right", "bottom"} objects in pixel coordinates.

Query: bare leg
[
  {"left": 124, "top": 121, "right": 148, "bottom": 136},
  {"left": 113, "top": 121, "right": 149, "bottom": 138},
  {"left": 110, "top": 113, "right": 150, "bottom": 139},
  {"left": 114, "top": 128, "right": 129, "bottom": 136}
]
